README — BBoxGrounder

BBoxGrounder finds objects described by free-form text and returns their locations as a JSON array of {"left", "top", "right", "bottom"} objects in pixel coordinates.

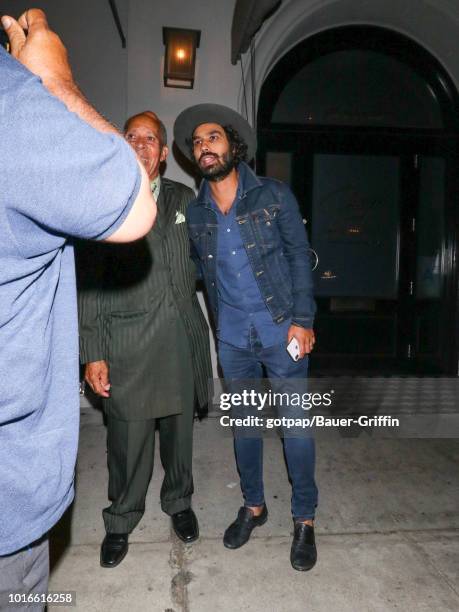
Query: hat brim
[{"left": 173, "top": 104, "right": 256, "bottom": 162}]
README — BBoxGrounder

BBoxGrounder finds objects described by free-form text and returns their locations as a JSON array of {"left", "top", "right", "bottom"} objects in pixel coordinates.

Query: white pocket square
[{"left": 175, "top": 211, "right": 186, "bottom": 224}]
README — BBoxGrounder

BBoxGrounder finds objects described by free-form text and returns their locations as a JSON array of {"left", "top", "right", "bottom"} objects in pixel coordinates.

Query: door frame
[{"left": 256, "top": 25, "right": 459, "bottom": 375}]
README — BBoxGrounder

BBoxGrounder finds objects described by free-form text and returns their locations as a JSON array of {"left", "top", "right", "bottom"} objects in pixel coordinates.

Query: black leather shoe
[
  {"left": 290, "top": 522, "right": 317, "bottom": 571},
  {"left": 172, "top": 508, "right": 199, "bottom": 543},
  {"left": 100, "top": 533, "right": 129, "bottom": 568},
  {"left": 223, "top": 505, "right": 268, "bottom": 549}
]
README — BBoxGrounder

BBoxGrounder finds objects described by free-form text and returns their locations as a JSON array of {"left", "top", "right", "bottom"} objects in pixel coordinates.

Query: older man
[{"left": 78, "top": 111, "right": 211, "bottom": 568}]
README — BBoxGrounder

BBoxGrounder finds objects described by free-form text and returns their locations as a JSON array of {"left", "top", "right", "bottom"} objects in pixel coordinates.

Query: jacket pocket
[{"left": 251, "top": 205, "right": 280, "bottom": 248}]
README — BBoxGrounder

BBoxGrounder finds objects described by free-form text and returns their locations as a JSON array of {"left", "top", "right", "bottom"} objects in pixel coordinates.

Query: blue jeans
[{"left": 218, "top": 327, "right": 318, "bottom": 521}]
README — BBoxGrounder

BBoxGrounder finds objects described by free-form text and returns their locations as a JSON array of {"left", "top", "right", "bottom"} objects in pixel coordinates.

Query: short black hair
[{"left": 187, "top": 124, "right": 248, "bottom": 164}]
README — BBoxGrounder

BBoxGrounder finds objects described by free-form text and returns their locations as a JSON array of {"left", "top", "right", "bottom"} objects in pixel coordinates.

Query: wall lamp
[{"left": 162, "top": 27, "right": 201, "bottom": 89}]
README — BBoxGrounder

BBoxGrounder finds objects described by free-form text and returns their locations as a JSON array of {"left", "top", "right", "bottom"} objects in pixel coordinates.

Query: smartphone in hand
[{"left": 286, "top": 337, "right": 301, "bottom": 362}]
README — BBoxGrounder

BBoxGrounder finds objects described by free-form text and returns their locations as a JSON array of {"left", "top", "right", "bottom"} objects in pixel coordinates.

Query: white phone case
[{"left": 286, "top": 337, "right": 300, "bottom": 361}]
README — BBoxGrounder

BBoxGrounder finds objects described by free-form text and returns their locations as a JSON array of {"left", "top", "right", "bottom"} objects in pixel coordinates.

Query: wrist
[{"left": 291, "top": 315, "right": 314, "bottom": 328}]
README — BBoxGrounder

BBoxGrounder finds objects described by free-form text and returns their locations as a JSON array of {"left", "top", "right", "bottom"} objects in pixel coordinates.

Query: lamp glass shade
[{"left": 163, "top": 27, "right": 201, "bottom": 89}]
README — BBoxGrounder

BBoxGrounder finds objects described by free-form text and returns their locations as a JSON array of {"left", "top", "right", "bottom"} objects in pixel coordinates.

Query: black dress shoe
[
  {"left": 223, "top": 505, "right": 268, "bottom": 549},
  {"left": 172, "top": 508, "right": 199, "bottom": 543},
  {"left": 100, "top": 533, "right": 129, "bottom": 568},
  {"left": 290, "top": 522, "right": 317, "bottom": 571}
]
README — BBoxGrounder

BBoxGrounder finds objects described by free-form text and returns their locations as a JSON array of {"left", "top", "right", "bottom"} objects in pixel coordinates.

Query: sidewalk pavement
[{"left": 48, "top": 401, "right": 459, "bottom": 612}]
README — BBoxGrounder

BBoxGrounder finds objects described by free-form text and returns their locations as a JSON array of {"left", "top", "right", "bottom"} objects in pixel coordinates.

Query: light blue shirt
[
  {"left": 0, "top": 47, "right": 141, "bottom": 554},
  {"left": 205, "top": 180, "right": 290, "bottom": 349}
]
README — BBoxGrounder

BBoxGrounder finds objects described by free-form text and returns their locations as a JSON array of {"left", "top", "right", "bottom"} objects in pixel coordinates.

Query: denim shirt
[
  {"left": 187, "top": 162, "right": 316, "bottom": 331},
  {"left": 208, "top": 180, "right": 291, "bottom": 349}
]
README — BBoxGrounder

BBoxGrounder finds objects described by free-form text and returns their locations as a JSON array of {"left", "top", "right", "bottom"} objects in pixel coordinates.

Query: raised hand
[{"left": 1, "top": 9, "right": 74, "bottom": 89}]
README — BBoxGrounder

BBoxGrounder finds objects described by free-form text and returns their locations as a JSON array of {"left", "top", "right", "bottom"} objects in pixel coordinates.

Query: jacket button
[{"left": 208, "top": 254, "right": 213, "bottom": 259}]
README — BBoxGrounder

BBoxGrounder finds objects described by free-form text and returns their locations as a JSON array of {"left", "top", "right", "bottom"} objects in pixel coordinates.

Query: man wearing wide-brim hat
[{"left": 174, "top": 104, "right": 319, "bottom": 571}]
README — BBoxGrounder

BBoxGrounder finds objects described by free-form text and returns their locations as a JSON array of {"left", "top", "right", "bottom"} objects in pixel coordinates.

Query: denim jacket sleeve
[{"left": 274, "top": 181, "right": 316, "bottom": 328}]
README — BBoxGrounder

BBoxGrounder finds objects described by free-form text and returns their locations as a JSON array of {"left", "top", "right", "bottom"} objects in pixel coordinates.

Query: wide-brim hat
[{"left": 173, "top": 103, "right": 256, "bottom": 161}]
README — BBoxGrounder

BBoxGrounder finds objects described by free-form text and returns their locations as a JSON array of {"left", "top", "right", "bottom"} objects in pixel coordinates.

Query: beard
[{"left": 198, "top": 150, "right": 236, "bottom": 182}]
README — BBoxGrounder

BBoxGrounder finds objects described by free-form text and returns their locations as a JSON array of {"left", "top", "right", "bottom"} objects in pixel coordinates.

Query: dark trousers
[
  {"left": 103, "top": 392, "right": 195, "bottom": 534},
  {"left": 218, "top": 327, "right": 318, "bottom": 521}
]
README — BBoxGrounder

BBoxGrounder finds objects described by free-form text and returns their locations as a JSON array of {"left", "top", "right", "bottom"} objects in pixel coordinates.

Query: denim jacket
[{"left": 187, "top": 162, "right": 316, "bottom": 330}]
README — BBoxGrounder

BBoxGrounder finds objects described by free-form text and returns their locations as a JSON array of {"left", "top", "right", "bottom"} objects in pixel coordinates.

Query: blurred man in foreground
[{"left": 0, "top": 9, "right": 155, "bottom": 607}]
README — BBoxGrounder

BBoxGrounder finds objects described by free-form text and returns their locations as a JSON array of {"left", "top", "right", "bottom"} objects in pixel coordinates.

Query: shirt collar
[{"left": 150, "top": 175, "right": 161, "bottom": 200}]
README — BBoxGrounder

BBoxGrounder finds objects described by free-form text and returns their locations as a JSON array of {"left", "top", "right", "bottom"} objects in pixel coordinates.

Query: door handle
[{"left": 309, "top": 248, "right": 319, "bottom": 271}]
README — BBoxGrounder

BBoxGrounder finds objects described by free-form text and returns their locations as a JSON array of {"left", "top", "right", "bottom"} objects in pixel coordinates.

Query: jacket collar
[{"left": 195, "top": 162, "right": 262, "bottom": 207}]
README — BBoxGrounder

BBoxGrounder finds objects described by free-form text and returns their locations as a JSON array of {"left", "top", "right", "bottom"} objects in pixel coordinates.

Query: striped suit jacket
[{"left": 77, "top": 177, "right": 212, "bottom": 420}]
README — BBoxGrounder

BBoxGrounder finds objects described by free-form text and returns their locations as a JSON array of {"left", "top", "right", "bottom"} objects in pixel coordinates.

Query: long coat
[{"left": 77, "top": 178, "right": 212, "bottom": 421}]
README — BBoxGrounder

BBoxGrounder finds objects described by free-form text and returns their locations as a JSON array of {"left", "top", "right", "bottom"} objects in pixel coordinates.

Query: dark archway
[{"left": 257, "top": 26, "right": 459, "bottom": 374}]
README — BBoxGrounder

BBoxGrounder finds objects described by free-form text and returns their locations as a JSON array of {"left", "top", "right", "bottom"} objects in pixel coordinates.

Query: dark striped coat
[{"left": 77, "top": 178, "right": 212, "bottom": 420}]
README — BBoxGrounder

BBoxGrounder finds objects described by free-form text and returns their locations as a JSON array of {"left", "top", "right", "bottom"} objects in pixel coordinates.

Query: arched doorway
[{"left": 257, "top": 26, "right": 459, "bottom": 374}]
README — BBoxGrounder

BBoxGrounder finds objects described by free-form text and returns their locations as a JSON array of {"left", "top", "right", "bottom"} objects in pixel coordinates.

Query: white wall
[
  {"left": 126, "top": 0, "right": 240, "bottom": 185},
  {"left": 1, "top": 0, "right": 129, "bottom": 128}
]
